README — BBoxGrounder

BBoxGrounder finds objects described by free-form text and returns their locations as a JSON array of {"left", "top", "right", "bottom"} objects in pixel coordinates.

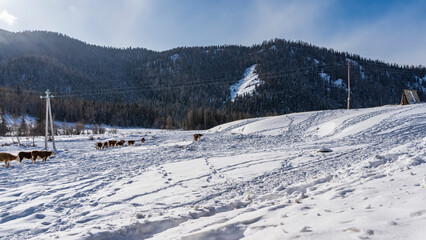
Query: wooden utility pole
[
  {"left": 40, "top": 90, "right": 56, "bottom": 150},
  {"left": 347, "top": 60, "right": 350, "bottom": 110}
]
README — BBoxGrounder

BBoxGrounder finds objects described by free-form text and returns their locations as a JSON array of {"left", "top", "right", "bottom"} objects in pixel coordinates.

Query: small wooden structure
[{"left": 401, "top": 89, "right": 420, "bottom": 105}]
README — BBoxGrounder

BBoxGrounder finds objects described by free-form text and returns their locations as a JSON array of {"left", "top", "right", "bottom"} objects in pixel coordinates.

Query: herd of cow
[
  {"left": 0, "top": 134, "right": 205, "bottom": 167},
  {"left": 0, "top": 151, "right": 55, "bottom": 167},
  {"left": 95, "top": 134, "right": 204, "bottom": 150},
  {"left": 95, "top": 137, "right": 145, "bottom": 150}
]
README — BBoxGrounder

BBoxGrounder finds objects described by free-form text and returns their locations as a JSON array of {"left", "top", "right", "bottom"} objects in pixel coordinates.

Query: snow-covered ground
[
  {"left": 0, "top": 103, "right": 425, "bottom": 240},
  {"left": 230, "top": 64, "right": 263, "bottom": 102}
]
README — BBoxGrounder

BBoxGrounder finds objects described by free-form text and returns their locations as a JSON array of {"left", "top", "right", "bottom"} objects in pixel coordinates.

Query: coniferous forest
[{"left": 0, "top": 29, "right": 425, "bottom": 134}]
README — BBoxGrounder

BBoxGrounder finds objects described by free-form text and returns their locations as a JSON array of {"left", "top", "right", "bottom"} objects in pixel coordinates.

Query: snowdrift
[{"left": 0, "top": 103, "right": 425, "bottom": 239}]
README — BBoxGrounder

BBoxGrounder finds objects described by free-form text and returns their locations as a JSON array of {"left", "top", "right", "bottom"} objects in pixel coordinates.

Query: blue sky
[{"left": 0, "top": 0, "right": 425, "bottom": 66}]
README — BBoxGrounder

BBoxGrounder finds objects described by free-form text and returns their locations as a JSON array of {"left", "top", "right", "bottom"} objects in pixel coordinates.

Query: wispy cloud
[
  {"left": 242, "top": 0, "right": 334, "bottom": 44},
  {"left": 0, "top": 10, "right": 17, "bottom": 25},
  {"left": 0, "top": 0, "right": 424, "bottom": 65},
  {"left": 327, "top": 1, "right": 426, "bottom": 66}
]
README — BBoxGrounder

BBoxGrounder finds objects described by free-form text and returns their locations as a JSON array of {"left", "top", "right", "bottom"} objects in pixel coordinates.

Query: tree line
[{"left": 0, "top": 31, "right": 425, "bottom": 131}]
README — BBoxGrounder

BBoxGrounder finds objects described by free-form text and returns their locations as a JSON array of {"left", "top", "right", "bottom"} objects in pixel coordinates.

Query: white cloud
[
  {"left": 0, "top": 10, "right": 17, "bottom": 25},
  {"left": 0, "top": 0, "right": 423, "bottom": 65}
]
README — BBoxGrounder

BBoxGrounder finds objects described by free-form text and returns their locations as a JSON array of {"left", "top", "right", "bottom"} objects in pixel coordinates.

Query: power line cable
[
  {"left": 2, "top": 61, "right": 424, "bottom": 99},
  {"left": 52, "top": 65, "right": 345, "bottom": 98}
]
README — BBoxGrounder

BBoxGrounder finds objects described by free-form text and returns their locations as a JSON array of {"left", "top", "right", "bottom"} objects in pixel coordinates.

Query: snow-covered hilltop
[{"left": 0, "top": 103, "right": 425, "bottom": 239}]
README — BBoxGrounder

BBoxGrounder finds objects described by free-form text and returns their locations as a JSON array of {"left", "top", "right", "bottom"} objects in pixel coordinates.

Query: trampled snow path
[{"left": 0, "top": 103, "right": 425, "bottom": 239}]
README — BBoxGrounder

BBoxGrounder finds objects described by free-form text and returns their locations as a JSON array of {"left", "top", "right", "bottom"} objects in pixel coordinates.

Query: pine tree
[
  {"left": 33, "top": 105, "right": 45, "bottom": 136},
  {"left": 18, "top": 115, "right": 28, "bottom": 136},
  {"left": 0, "top": 109, "right": 8, "bottom": 136},
  {"left": 166, "top": 115, "right": 173, "bottom": 129}
]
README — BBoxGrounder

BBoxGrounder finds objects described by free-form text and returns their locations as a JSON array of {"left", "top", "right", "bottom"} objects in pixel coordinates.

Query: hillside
[
  {"left": 0, "top": 29, "right": 425, "bottom": 129},
  {"left": 0, "top": 103, "right": 425, "bottom": 239}
]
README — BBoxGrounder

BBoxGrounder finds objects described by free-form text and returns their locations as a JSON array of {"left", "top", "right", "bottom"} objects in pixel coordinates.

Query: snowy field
[{"left": 0, "top": 103, "right": 425, "bottom": 240}]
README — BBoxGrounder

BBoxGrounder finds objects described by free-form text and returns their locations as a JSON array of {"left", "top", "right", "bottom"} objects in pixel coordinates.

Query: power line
[
  {"left": 1, "top": 61, "right": 424, "bottom": 99},
  {"left": 51, "top": 64, "right": 341, "bottom": 96},
  {"left": 52, "top": 65, "right": 346, "bottom": 98}
]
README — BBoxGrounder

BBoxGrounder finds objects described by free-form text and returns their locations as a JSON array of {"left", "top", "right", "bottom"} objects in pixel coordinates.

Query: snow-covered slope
[
  {"left": 0, "top": 103, "right": 425, "bottom": 239},
  {"left": 230, "top": 64, "right": 263, "bottom": 102}
]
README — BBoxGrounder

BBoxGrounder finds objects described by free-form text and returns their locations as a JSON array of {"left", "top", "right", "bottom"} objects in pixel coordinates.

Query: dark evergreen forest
[{"left": 0, "top": 29, "right": 425, "bottom": 133}]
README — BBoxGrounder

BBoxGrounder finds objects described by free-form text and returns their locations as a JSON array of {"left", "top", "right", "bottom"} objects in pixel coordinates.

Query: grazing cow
[
  {"left": 0, "top": 153, "right": 18, "bottom": 167},
  {"left": 103, "top": 142, "right": 109, "bottom": 149},
  {"left": 193, "top": 134, "right": 204, "bottom": 141},
  {"left": 95, "top": 142, "right": 103, "bottom": 150},
  {"left": 18, "top": 152, "right": 32, "bottom": 162},
  {"left": 128, "top": 140, "right": 135, "bottom": 146},
  {"left": 141, "top": 138, "right": 145, "bottom": 143},
  {"left": 108, "top": 140, "right": 117, "bottom": 147},
  {"left": 116, "top": 140, "right": 125, "bottom": 147},
  {"left": 31, "top": 151, "right": 55, "bottom": 163}
]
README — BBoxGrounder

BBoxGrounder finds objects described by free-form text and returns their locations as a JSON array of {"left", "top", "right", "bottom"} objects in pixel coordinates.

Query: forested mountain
[{"left": 0, "top": 29, "right": 425, "bottom": 131}]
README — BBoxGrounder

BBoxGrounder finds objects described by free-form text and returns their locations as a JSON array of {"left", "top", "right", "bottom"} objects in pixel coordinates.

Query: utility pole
[
  {"left": 40, "top": 90, "right": 56, "bottom": 150},
  {"left": 347, "top": 60, "right": 350, "bottom": 110}
]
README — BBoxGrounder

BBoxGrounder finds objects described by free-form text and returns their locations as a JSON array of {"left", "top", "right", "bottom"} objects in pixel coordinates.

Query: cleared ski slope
[{"left": 0, "top": 103, "right": 425, "bottom": 239}]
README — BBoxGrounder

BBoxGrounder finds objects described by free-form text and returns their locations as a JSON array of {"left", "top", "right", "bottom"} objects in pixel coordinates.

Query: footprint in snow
[
  {"left": 409, "top": 210, "right": 426, "bottom": 217},
  {"left": 34, "top": 214, "right": 46, "bottom": 219},
  {"left": 343, "top": 227, "right": 360, "bottom": 233},
  {"left": 299, "top": 226, "right": 312, "bottom": 233}
]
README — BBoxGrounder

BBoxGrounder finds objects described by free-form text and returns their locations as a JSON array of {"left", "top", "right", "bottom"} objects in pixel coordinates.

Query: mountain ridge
[{"left": 0, "top": 29, "right": 425, "bottom": 130}]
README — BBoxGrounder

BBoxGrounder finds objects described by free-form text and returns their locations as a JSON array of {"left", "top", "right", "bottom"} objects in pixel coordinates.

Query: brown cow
[
  {"left": 18, "top": 152, "right": 32, "bottom": 162},
  {"left": 0, "top": 153, "right": 18, "bottom": 167},
  {"left": 31, "top": 151, "right": 56, "bottom": 163},
  {"left": 141, "top": 138, "right": 145, "bottom": 143},
  {"left": 103, "top": 142, "right": 109, "bottom": 149},
  {"left": 108, "top": 140, "right": 117, "bottom": 147},
  {"left": 193, "top": 134, "right": 204, "bottom": 141},
  {"left": 128, "top": 140, "right": 135, "bottom": 146},
  {"left": 116, "top": 140, "right": 125, "bottom": 147},
  {"left": 95, "top": 142, "right": 103, "bottom": 150}
]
